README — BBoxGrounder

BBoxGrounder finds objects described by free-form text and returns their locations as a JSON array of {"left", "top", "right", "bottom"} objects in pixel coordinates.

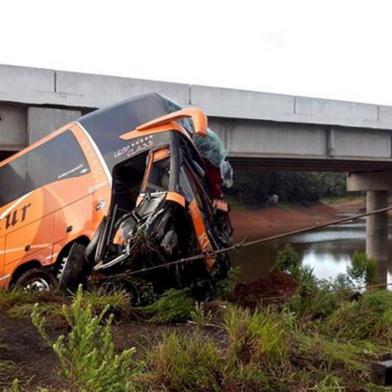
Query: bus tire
[
  {"left": 58, "top": 242, "right": 87, "bottom": 292},
  {"left": 15, "top": 268, "right": 57, "bottom": 292}
]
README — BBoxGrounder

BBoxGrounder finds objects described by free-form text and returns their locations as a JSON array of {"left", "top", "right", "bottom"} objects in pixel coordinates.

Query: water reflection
[{"left": 232, "top": 218, "right": 372, "bottom": 282}]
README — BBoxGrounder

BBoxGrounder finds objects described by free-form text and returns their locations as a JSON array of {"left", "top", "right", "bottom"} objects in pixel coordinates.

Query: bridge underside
[
  {"left": 1, "top": 104, "right": 392, "bottom": 175},
  {"left": 209, "top": 117, "right": 392, "bottom": 174}
]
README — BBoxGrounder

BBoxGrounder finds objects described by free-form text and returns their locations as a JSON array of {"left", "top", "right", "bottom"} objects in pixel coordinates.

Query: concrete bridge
[{"left": 1, "top": 64, "right": 392, "bottom": 283}]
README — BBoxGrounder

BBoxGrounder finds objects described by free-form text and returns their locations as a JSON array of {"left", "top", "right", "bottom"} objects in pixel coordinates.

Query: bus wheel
[
  {"left": 58, "top": 243, "right": 88, "bottom": 292},
  {"left": 15, "top": 268, "right": 57, "bottom": 292}
]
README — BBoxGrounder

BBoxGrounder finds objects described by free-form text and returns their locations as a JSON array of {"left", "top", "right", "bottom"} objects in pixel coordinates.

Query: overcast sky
[{"left": 1, "top": 0, "right": 392, "bottom": 105}]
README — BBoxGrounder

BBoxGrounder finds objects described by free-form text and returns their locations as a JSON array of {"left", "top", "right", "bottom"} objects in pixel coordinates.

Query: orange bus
[{"left": 0, "top": 93, "right": 232, "bottom": 295}]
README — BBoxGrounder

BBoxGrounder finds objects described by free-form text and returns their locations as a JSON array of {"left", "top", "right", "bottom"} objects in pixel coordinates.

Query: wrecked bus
[{"left": 0, "top": 93, "right": 232, "bottom": 296}]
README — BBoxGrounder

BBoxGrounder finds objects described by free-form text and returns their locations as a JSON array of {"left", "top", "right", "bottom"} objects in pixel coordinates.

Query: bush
[
  {"left": 275, "top": 244, "right": 300, "bottom": 273},
  {"left": 347, "top": 251, "right": 377, "bottom": 286},
  {"left": 31, "top": 287, "right": 140, "bottom": 392},
  {"left": 274, "top": 245, "right": 337, "bottom": 319},
  {"left": 142, "top": 288, "right": 195, "bottom": 324},
  {"left": 288, "top": 283, "right": 339, "bottom": 320},
  {"left": 212, "top": 266, "right": 241, "bottom": 299},
  {"left": 81, "top": 289, "right": 131, "bottom": 316}
]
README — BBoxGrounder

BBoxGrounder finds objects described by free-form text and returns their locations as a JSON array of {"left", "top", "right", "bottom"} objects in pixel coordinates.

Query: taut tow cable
[{"left": 110, "top": 205, "right": 392, "bottom": 278}]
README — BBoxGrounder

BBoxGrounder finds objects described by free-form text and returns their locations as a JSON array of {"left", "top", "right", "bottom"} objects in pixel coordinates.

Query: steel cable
[{"left": 108, "top": 205, "right": 392, "bottom": 279}]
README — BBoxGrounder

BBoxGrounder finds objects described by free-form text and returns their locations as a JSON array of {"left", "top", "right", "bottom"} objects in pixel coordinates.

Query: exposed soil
[
  {"left": 233, "top": 270, "right": 297, "bottom": 308},
  {"left": 230, "top": 198, "right": 366, "bottom": 241},
  {"left": 0, "top": 314, "right": 65, "bottom": 390}
]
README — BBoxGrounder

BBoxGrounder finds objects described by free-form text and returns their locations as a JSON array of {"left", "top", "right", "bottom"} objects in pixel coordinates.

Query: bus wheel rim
[{"left": 24, "top": 277, "right": 51, "bottom": 292}]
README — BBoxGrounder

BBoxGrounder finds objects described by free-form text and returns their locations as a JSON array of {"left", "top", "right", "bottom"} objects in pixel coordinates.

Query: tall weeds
[{"left": 31, "top": 287, "right": 140, "bottom": 392}]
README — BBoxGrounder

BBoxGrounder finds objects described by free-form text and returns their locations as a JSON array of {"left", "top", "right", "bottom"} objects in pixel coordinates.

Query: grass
[
  {"left": 145, "top": 332, "right": 222, "bottom": 391},
  {"left": 0, "top": 286, "right": 135, "bottom": 321},
  {"left": 326, "top": 290, "right": 392, "bottom": 344},
  {"left": 2, "top": 286, "right": 390, "bottom": 391},
  {"left": 223, "top": 305, "right": 289, "bottom": 364},
  {"left": 2, "top": 252, "right": 392, "bottom": 390},
  {"left": 0, "top": 289, "right": 51, "bottom": 310}
]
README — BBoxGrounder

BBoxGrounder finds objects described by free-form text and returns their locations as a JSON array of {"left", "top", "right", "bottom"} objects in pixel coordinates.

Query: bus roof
[
  {"left": 78, "top": 93, "right": 184, "bottom": 171},
  {"left": 79, "top": 93, "right": 180, "bottom": 133}
]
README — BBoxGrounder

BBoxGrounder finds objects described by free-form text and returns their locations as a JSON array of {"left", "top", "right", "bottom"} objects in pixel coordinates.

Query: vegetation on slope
[{"left": 0, "top": 248, "right": 391, "bottom": 391}]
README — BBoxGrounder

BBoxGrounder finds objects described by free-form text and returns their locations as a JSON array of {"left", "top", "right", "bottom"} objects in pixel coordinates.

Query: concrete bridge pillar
[
  {"left": 347, "top": 172, "right": 392, "bottom": 285},
  {"left": 366, "top": 191, "right": 389, "bottom": 285}
]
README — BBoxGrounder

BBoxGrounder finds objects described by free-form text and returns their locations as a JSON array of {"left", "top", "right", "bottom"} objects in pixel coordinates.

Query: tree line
[{"left": 227, "top": 171, "right": 349, "bottom": 206}]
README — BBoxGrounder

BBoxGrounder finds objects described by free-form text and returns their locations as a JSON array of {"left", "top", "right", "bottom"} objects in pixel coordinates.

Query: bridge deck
[{"left": 1, "top": 64, "right": 392, "bottom": 173}]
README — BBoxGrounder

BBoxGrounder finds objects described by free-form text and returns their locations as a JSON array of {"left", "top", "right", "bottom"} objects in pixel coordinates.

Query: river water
[{"left": 232, "top": 215, "right": 392, "bottom": 282}]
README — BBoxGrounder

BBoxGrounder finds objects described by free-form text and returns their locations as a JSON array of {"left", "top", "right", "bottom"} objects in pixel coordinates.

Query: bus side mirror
[{"left": 120, "top": 107, "right": 208, "bottom": 140}]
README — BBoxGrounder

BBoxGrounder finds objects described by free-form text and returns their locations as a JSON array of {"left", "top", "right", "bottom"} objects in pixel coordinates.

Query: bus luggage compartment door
[{"left": 4, "top": 214, "right": 54, "bottom": 267}]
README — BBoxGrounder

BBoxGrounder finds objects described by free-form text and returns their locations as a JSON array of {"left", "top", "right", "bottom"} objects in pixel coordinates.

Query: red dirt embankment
[{"left": 230, "top": 198, "right": 366, "bottom": 241}]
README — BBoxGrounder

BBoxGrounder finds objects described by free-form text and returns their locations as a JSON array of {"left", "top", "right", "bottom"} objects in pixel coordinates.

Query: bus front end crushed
[{"left": 60, "top": 107, "right": 233, "bottom": 300}]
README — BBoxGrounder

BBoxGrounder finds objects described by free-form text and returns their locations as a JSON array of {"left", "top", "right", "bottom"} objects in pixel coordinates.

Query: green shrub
[
  {"left": 212, "top": 266, "right": 241, "bottom": 299},
  {"left": 280, "top": 259, "right": 341, "bottom": 320},
  {"left": 81, "top": 289, "right": 131, "bottom": 316},
  {"left": 275, "top": 244, "right": 300, "bottom": 273},
  {"left": 142, "top": 288, "right": 195, "bottom": 324},
  {"left": 289, "top": 284, "right": 338, "bottom": 320},
  {"left": 31, "top": 287, "right": 140, "bottom": 392},
  {"left": 347, "top": 251, "right": 377, "bottom": 286}
]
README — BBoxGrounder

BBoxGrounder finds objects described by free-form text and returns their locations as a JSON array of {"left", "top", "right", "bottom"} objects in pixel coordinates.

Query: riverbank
[{"left": 231, "top": 196, "right": 366, "bottom": 241}]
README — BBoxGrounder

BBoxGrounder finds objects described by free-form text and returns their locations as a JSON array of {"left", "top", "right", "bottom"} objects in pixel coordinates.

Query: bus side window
[
  {"left": 27, "top": 131, "right": 90, "bottom": 189},
  {"left": 0, "top": 130, "right": 90, "bottom": 209},
  {"left": 0, "top": 157, "right": 27, "bottom": 207}
]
